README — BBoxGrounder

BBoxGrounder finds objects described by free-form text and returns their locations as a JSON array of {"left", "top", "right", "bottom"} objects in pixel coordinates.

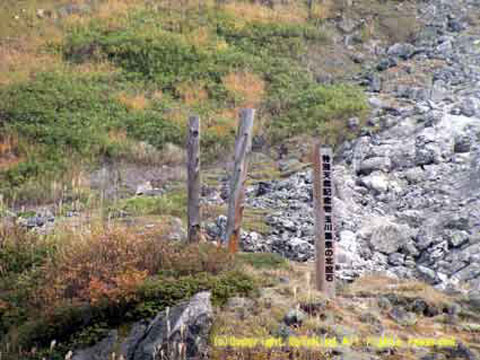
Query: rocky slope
[{"left": 205, "top": 0, "right": 480, "bottom": 292}]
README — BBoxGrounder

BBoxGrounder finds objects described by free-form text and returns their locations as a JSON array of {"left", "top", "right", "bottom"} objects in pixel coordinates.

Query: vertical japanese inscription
[{"left": 313, "top": 144, "right": 335, "bottom": 297}]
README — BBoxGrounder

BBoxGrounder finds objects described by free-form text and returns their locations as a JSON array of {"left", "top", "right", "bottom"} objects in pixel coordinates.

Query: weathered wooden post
[
  {"left": 225, "top": 109, "right": 255, "bottom": 253},
  {"left": 187, "top": 115, "right": 201, "bottom": 243},
  {"left": 313, "top": 142, "right": 336, "bottom": 297}
]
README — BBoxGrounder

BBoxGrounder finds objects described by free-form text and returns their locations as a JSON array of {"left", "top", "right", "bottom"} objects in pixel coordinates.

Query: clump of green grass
[
  {"left": 109, "top": 191, "right": 187, "bottom": 220},
  {"left": 237, "top": 252, "right": 289, "bottom": 270}
]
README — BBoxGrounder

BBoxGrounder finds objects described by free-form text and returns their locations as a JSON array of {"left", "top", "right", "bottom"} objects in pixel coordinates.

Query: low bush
[{"left": 0, "top": 222, "right": 258, "bottom": 354}]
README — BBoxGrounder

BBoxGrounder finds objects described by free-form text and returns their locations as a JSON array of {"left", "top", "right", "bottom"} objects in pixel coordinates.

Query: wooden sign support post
[
  {"left": 313, "top": 142, "right": 336, "bottom": 297},
  {"left": 187, "top": 115, "right": 201, "bottom": 243},
  {"left": 225, "top": 109, "right": 255, "bottom": 253}
]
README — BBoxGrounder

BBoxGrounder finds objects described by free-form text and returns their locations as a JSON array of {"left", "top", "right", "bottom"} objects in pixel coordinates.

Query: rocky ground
[{"left": 202, "top": 0, "right": 480, "bottom": 294}]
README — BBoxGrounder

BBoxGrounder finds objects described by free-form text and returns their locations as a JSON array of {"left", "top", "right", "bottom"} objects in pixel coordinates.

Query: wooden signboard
[{"left": 313, "top": 143, "right": 336, "bottom": 297}]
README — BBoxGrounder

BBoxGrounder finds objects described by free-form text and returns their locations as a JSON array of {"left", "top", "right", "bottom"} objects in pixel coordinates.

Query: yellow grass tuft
[
  {"left": 165, "top": 108, "right": 189, "bottom": 127},
  {"left": 345, "top": 274, "right": 450, "bottom": 306},
  {"left": 186, "top": 26, "right": 211, "bottom": 48},
  {"left": 96, "top": 0, "right": 141, "bottom": 19},
  {"left": 108, "top": 129, "right": 128, "bottom": 143},
  {"left": 0, "top": 134, "right": 22, "bottom": 170},
  {"left": 152, "top": 90, "right": 164, "bottom": 101},
  {"left": 222, "top": 2, "right": 307, "bottom": 24},
  {"left": 0, "top": 38, "right": 61, "bottom": 85},
  {"left": 116, "top": 93, "right": 149, "bottom": 111},
  {"left": 309, "top": 0, "right": 333, "bottom": 21},
  {"left": 72, "top": 60, "right": 117, "bottom": 74},
  {"left": 175, "top": 81, "right": 209, "bottom": 105},
  {"left": 222, "top": 71, "right": 266, "bottom": 108}
]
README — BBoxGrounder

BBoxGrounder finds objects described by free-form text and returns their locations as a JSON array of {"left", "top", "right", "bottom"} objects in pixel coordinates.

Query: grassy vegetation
[
  {"left": 0, "top": 0, "right": 368, "bottom": 205},
  {"left": 0, "top": 222, "right": 260, "bottom": 358},
  {"left": 237, "top": 252, "right": 289, "bottom": 270},
  {"left": 108, "top": 190, "right": 188, "bottom": 220}
]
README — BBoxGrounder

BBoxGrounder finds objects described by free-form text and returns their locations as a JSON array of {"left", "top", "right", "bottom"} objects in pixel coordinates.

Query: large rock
[
  {"left": 358, "top": 157, "right": 392, "bottom": 175},
  {"left": 129, "top": 291, "right": 213, "bottom": 360},
  {"left": 387, "top": 43, "right": 416, "bottom": 60},
  {"left": 72, "top": 331, "right": 118, "bottom": 360},
  {"left": 368, "top": 220, "right": 412, "bottom": 254},
  {"left": 460, "top": 97, "right": 479, "bottom": 117},
  {"left": 358, "top": 172, "right": 389, "bottom": 194}
]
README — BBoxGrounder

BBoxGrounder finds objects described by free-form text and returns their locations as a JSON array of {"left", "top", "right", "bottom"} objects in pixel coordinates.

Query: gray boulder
[
  {"left": 284, "top": 308, "right": 307, "bottom": 326},
  {"left": 387, "top": 43, "right": 416, "bottom": 60},
  {"left": 359, "top": 172, "right": 389, "bottom": 194},
  {"left": 358, "top": 157, "right": 392, "bottom": 175},
  {"left": 369, "top": 221, "right": 411, "bottom": 254},
  {"left": 129, "top": 291, "right": 213, "bottom": 360},
  {"left": 460, "top": 97, "right": 479, "bottom": 117},
  {"left": 72, "top": 331, "right": 118, "bottom": 360}
]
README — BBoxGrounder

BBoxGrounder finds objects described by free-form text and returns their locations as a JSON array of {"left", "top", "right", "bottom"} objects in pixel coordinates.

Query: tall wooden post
[
  {"left": 225, "top": 109, "right": 255, "bottom": 253},
  {"left": 187, "top": 115, "right": 201, "bottom": 243},
  {"left": 313, "top": 142, "right": 336, "bottom": 297}
]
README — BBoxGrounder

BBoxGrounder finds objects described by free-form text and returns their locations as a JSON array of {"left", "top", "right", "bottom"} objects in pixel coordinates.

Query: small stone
[
  {"left": 387, "top": 43, "right": 416, "bottom": 60},
  {"left": 347, "top": 117, "right": 360, "bottom": 131},
  {"left": 256, "top": 182, "right": 272, "bottom": 196},
  {"left": 454, "top": 134, "right": 472, "bottom": 153},
  {"left": 284, "top": 308, "right": 307, "bottom": 326},
  {"left": 388, "top": 253, "right": 405, "bottom": 266},
  {"left": 417, "top": 265, "right": 437, "bottom": 283},
  {"left": 467, "top": 290, "right": 480, "bottom": 309},
  {"left": 460, "top": 98, "right": 479, "bottom": 117},
  {"left": 358, "top": 157, "right": 392, "bottom": 175},
  {"left": 359, "top": 172, "right": 389, "bottom": 194},
  {"left": 446, "top": 230, "right": 469, "bottom": 248},
  {"left": 136, "top": 181, "right": 153, "bottom": 195}
]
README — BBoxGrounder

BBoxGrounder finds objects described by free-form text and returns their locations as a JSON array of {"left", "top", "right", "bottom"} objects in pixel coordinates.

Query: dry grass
[
  {"left": 96, "top": 0, "right": 141, "bottom": 19},
  {"left": 310, "top": 0, "right": 333, "bottom": 20},
  {"left": 175, "top": 81, "right": 209, "bottom": 105},
  {"left": 222, "top": 2, "right": 307, "bottom": 25},
  {"left": 164, "top": 108, "right": 189, "bottom": 127},
  {"left": 345, "top": 274, "right": 450, "bottom": 306},
  {"left": 71, "top": 60, "right": 118, "bottom": 74},
  {"left": 62, "top": 0, "right": 142, "bottom": 29},
  {"left": 222, "top": 71, "right": 266, "bottom": 108},
  {"left": 158, "top": 142, "right": 186, "bottom": 165},
  {"left": 206, "top": 107, "right": 239, "bottom": 138},
  {"left": 0, "top": 38, "right": 61, "bottom": 85},
  {"left": 221, "top": 0, "right": 333, "bottom": 25},
  {"left": 116, "top": 93, "right": 149, "bottom": 111},
  {"left": 0, "top": 133, "right": 23, "bottom": 170},
  {"left": 186, "top": 26, "right": 211, "bottom": 48}
]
